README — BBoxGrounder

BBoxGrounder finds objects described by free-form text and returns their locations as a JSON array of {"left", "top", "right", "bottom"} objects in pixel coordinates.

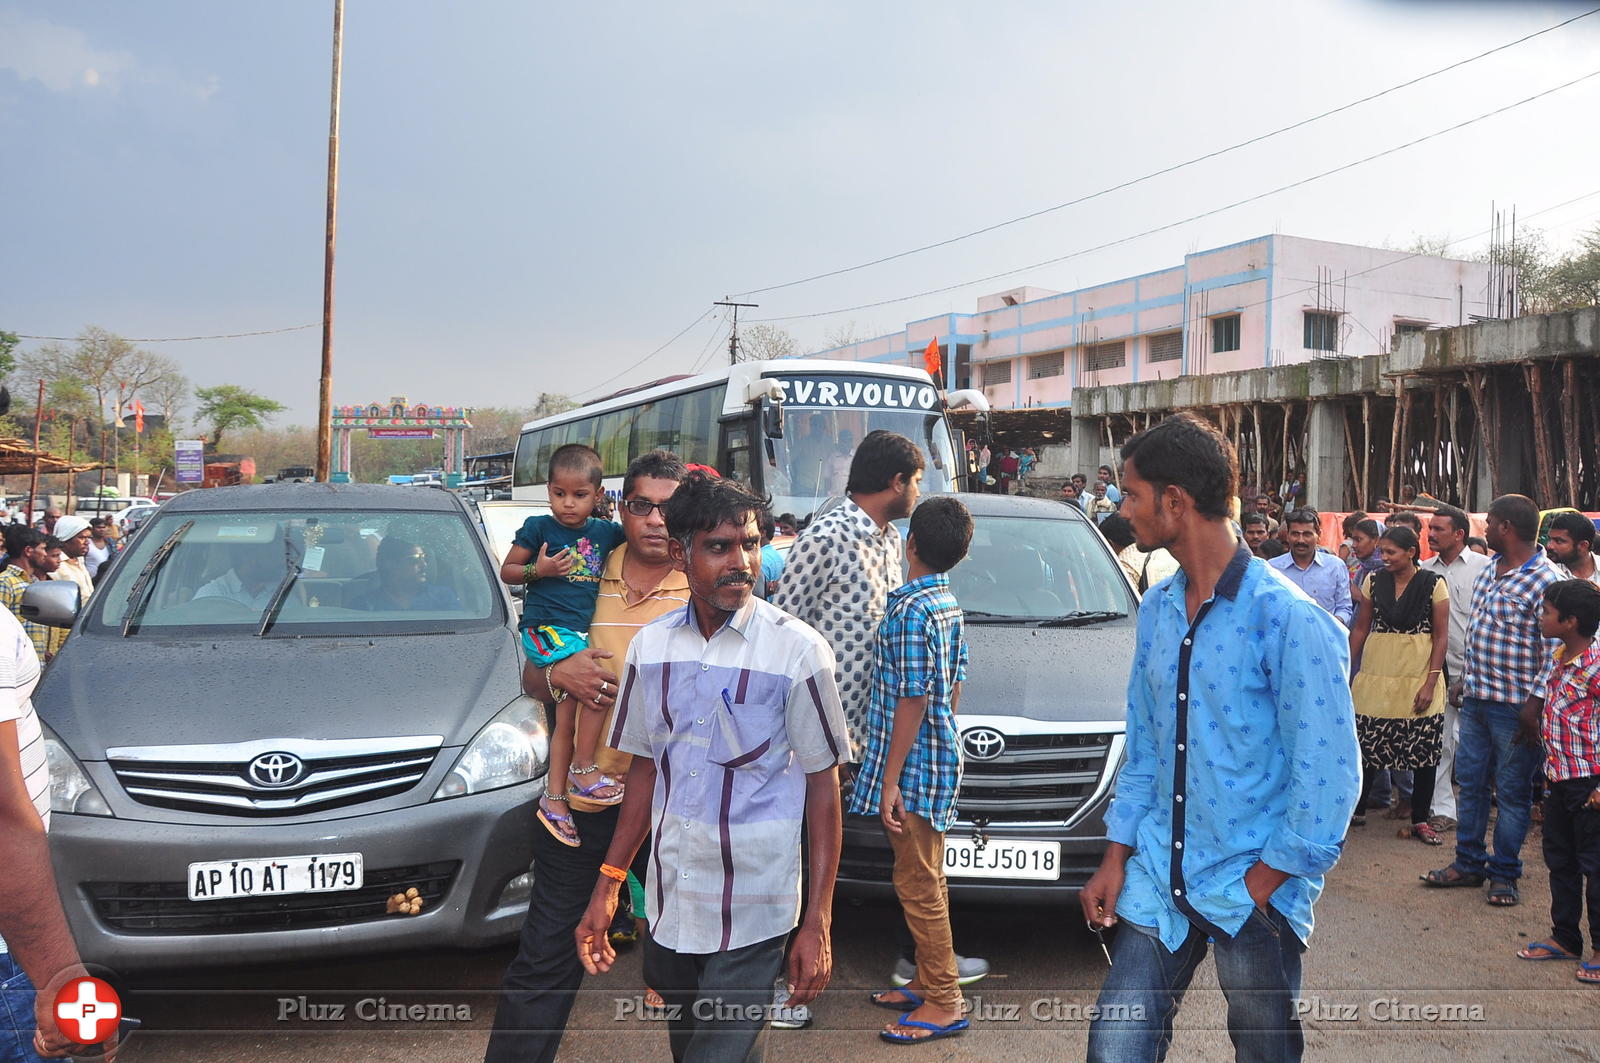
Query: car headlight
[
  {"left": 41, "top": 726, "right": 112, "bottom": 816},
  {"left": 433, "top": 697, "right": 550, "bottom": 799}
]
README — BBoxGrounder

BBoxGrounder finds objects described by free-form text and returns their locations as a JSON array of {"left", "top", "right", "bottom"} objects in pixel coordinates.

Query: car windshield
[
  {"left": 765, "top": 407, "right": 958, "bottom": 523},
  {"left": 934, "top": 513, "right": 1135, "bottom": 622},
  {"left": 91, "top": 509, "right": 502, "bottom": 635}
]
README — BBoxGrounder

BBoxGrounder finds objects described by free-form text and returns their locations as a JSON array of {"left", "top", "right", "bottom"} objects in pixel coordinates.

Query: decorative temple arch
[{"left": 328, "top": 396, "right": 473, "bottom": 484}]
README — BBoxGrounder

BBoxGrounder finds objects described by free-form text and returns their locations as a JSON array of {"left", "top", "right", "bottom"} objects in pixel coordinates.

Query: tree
[
  {"left": 0, "top": 330, "right": 18, "bottom": 381},
  {"left": 1546, "top": 224, "right": 1600, "bottom": 310},
  {"left": 820, "top": 320, "right": 879, "bottom": 351},
  {"left": 141, "top": 366, "right": 192, "bottom": 432},
  {"left": 738, "top": 324, "right": 798, "bottom": 362},
  {"left": 194, "top": 385, "right": 287, "bottom": 450},
  {"left": 19, "top": 327, "right": 176, "bottom": 463}
]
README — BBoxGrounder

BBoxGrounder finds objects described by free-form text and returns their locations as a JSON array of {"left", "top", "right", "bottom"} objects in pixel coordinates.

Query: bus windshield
[{"left": 764, "top": 404, "right": 958, "bottom": 523}]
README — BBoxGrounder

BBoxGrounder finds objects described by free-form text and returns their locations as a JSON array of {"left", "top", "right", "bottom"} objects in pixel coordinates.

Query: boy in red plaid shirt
[{"left": 1516, "top": 579, "right": 1600, "bottom": 982}]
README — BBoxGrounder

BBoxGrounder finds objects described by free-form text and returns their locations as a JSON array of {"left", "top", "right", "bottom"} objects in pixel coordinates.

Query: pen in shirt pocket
[{"left": 722, "top": 688, "right": 735, "bottom": 714}]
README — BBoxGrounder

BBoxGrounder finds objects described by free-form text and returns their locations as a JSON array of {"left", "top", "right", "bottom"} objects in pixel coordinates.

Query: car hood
[
  {"left": 37, "top": 628, "right": 523, "bottom": 758},
  {"left": 959, "top": 620, "right": 1134, "bottom": 725}
]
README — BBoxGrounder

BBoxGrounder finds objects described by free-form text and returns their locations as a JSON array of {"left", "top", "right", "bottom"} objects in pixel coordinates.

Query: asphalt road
[{"left": 115, "top": 815, "right": 1600, "bottom": 1063}]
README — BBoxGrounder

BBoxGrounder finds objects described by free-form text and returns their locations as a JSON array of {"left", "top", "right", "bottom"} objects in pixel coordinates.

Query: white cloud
[{"left": 0, "top": 10, "right": 135, "bottom": 92}]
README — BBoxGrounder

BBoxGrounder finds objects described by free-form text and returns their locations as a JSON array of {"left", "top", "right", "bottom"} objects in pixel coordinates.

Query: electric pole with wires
[{"left": 714, "top": 301, "right": 758, "bottom": 364}]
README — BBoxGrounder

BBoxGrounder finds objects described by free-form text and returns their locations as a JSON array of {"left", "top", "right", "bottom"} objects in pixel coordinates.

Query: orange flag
[
  {"left": 131, "top": 398, "right": 146, "bottom": 434},
  {"left": 923, "top": 337, "right": 942, "bottom": 380}
]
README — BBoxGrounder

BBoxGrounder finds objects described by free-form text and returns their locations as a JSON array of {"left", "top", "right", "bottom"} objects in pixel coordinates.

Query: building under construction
[{"left": 1055, "top": 305, "right": 1599, "bottom": 512}]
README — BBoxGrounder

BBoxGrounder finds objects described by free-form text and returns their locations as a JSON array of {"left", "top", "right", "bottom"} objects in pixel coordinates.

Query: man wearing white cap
[{"left": 49, "top": 515, "right": 96, "bottom": 601}]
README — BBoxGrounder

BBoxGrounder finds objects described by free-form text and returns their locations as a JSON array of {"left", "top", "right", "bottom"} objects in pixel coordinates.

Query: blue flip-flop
[
  {"left": 1578, "top": 961, "right": 1600, "bottom": 985},
  {"left": 880, "top": 1013, "right": 970, "bottom": 1044},
  {"left": 870, "top": 988, "right": 925, "bottom": 1011},
  {"left": 1517, "top": 941, "right": 1579, "bottom": 961}
]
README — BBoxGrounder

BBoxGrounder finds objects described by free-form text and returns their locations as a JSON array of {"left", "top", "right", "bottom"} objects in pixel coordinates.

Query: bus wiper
[
  {"left": 121, "top": 520, "right": 194, "bottom": 637},
  {"left": 256, "top": 540, "right": 303, "bottom": 637},
  {"left": 1035, "top": 610, "right": 1127, "bottom": 628}
]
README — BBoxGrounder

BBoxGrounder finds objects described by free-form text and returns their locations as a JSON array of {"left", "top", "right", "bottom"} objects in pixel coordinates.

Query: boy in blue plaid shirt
[{"left": 848, "top": 496, "right": 974, "bottom": 1044}]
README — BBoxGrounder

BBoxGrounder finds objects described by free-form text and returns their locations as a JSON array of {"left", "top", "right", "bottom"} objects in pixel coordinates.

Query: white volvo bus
[{"left": 512, "top": 359, "right": 984, "bottom": 521}]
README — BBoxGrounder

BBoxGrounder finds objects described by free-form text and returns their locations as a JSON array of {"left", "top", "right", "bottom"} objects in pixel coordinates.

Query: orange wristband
[{"left": 599, "top": 863, "right": 628, "bottom": 883}]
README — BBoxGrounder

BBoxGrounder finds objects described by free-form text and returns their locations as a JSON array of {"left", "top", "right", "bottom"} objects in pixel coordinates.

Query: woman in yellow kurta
[{"left": 1349, "top": 525, "right": 1450, "bottom": 844}]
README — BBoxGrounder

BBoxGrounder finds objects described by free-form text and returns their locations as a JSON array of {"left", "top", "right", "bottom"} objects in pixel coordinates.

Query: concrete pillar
[
  {"left": 1304, "top": 399, "right": 1347, "bottom": 511},
  {"left": 1072, "top": 415, "right": 1101, "bottom": 479}
]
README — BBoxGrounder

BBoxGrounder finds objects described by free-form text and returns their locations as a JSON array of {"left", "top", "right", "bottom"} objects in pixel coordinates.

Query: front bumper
[{"left": 49, "top": 781, "right": 537, "bottom": 972}]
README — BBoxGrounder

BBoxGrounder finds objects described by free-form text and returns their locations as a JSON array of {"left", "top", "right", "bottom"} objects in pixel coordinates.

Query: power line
[
  {"left": 569, "top": 307, "right": 715, "bottom": 400},
  {"left": 13, "top": 323, "right": 319, "bottom": 343},
  {"left": 753, "top": 67, "right": 1600, "bottom": 323},
  {"left": 730, "top": 5, "right": 1600, "bottom": 299}
]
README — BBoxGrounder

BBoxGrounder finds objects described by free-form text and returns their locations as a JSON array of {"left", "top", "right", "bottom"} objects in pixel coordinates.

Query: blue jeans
[
  {"left": 1453, "top": 696, "right": 1542, "bottom": 883},
  {"left": 0, "top": 954, "right": 49, "bottom": 1063},
  {"left": 1087, "top": 907, "right": 1306, "bottom": 1063}
]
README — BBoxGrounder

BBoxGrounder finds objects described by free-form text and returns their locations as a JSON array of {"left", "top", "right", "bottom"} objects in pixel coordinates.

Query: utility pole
[
  {"left": 714, "top": 301, "right": 758, "bottom": 365},
  {"left": 26, "top": 379, "right": 43, "bottom": 527},
  {"left": 315, "top": 0, "right": 344, "bottom": 482}
]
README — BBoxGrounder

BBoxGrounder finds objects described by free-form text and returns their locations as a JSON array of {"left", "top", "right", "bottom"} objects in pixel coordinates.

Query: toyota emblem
[
  {"left": 961, "top": 728, "right": 1006, "bottom": 761},
  {"left": 247, "top": 752, "right": 305, "bottom": 788}
]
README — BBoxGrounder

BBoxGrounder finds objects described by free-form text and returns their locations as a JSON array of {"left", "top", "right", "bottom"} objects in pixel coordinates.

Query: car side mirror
[
  {"left": 22, "top": 580, "right": 81, "bottom": 629},
  {"left": 761, "top": 397, "right": 784, "bottom": 440}
]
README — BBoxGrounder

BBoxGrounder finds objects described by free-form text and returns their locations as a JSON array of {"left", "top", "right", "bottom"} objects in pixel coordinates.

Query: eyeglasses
[{"left": 622, "top": 498, "right": 669, "bottom": 517}]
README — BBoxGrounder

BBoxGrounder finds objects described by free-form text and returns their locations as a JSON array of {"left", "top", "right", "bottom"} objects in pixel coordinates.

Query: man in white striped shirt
[
  {"left": 0, "top": 606, "right": 103, "bottom": 1059},
  {"left": 577, "top": 472, "right": 848, "bottom": 1063}
]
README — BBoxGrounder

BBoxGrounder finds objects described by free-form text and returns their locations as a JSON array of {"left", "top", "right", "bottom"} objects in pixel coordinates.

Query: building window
[
  {"left": 1147, "top": 331, "right": 1182, "bottom": 363},
  {"left": 1393, "top": 322, "right": 1426, "bottom": 346},
  {"left": 1211, "top": 315, "right": 1241, "bottom": 353},
  {"left": 1028, "top": 351, "right": 1065, "bottom": 379},
  {"left": 1084, "top": 340, "right": 1126, "bottom": 372},
  {"left": 1304, "top": 311, "right": 1338, "bottom": 351},
  {"left": 981, "top": 360, "right": 1012, "bottom": 387}
]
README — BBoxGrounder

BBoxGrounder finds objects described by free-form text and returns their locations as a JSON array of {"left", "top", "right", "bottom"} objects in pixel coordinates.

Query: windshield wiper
[
  {"left": 962, "top": 608, "right": 1006, "bottom": 619},
  {"left": 1035, "top": 610, "right": 1127, "bottom": 628},
  {"left": 256, "top": 539, "right": 303, "bottom": 637},
  {"left": 121, "top": 520, "right": 195, "bottom": 637}
]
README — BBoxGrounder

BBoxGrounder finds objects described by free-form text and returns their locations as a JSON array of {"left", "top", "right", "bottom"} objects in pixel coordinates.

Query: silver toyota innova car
[{"left": 26, "top": 483, "right": 548, "bottom": 970}]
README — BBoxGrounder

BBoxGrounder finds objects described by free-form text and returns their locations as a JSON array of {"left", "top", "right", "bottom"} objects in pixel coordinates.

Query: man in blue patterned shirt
[
  {"left": 849, "top": 496, "right": 973, "bottom": 1044},
  {"left": 1082, "top": 414, "right": 1360, "bottom": 1063}
]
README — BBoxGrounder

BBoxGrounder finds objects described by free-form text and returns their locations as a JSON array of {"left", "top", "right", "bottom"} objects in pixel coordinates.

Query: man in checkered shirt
[{"left": 1423, "top": 494, "right": 1562, "bottom": 906}]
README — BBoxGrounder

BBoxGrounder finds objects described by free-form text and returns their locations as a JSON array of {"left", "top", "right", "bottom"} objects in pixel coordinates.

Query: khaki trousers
[{"left": 887, "top": 812, "right": 963, "bottom": 1010}]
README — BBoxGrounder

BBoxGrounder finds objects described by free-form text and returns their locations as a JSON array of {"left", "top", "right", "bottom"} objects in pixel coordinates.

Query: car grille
[
  {"left": 956, "top": 732, "right": 1114, "bottom": 823},
  {"left": 85, "top": 861, "right": 458, "bottom": 934},
  {"left": 108, "top": 743, "right": 442, "bottom": 817}
]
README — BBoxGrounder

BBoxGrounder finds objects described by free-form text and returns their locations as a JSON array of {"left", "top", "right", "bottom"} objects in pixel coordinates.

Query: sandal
[
  {"left": 536, "top": 792, "right": 581, "bottom": 847},
  {"left": 569, "top": 764, "right": 625, "bottom": 805},
  {"left": 1419, "top": 866, "right": 1485, "bottom": 888},
  {"left": 1517, "top": 940, "right": 1579, "bottom": 961},
  {"left": 1578, "top": 961, "right": 1600, "bottom": 985},
  {"left": 644, "top": 988, "right": 666, "bottom": 1010},
  {"left": 1487, "top": 880, "right": 1520, "bottom": 907},
  {"left": 880, "top": 1013, "right": 970, "bottom": 1044},
  {"left": 870, "top": 988, "right": 926, "bottom": 1012},
  {"left": 1411, "top": 822, "right": 1443, "bottom": 846}
]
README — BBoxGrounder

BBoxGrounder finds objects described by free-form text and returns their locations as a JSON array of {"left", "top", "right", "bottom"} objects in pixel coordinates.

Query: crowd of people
[{"left": 1, "top": 427, "right": 1596, "bottom": 1062}]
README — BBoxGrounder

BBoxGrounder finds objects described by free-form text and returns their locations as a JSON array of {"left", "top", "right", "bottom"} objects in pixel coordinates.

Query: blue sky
[{"left": 3, "top": 0, "right": 1598, "bottom": 424}]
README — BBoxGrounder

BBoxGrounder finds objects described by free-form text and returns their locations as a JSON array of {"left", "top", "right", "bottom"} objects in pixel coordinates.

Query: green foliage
[
  {"left": 194, "top": 385, "right": 288, "bottom": 450},
  {"left": 0, "top": 330, "right": 18, "bottom": 381}
]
